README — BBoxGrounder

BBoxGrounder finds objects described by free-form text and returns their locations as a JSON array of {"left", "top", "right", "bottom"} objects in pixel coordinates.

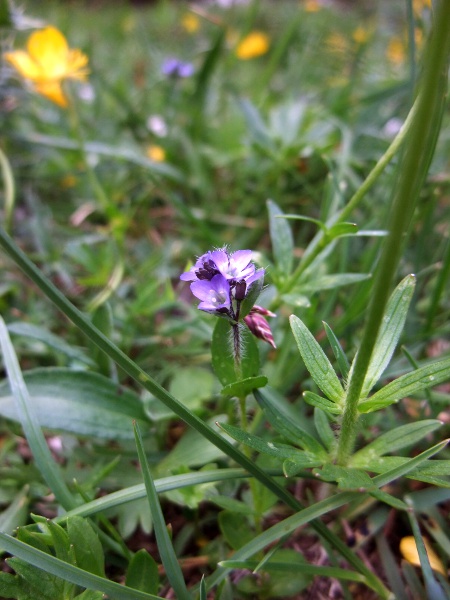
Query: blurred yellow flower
[
  {"left": 236, "top": 31, "right": 270, "bottom": 60},
  {"left": 304, "top": 0, "right": 321, "bottom": 12},
  {"left": 413, "top": 0, "right": 432, "bottom": 16},
  {"left": 400, "top": 536, "right": 446, "bottom": 576},
  {"left": 386, "top": 36, "right": 405, "bottom": 65},
  {"left": 182, "top": 14, "right": 200, "bottom": 34},
  {"left": 352, "top": 26, "right": 370, "bottom": 45},
  {"left": 147, "top": 145, "right": 166, "bottom": 162},
  {"left": 5, "top": 26, "right": 89, "bottom": 107}
]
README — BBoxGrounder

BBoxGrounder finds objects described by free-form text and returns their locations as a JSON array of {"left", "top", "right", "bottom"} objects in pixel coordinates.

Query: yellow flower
[
  {"left": 413, "top": 0, "right": 432, "bottom": 16},
  {"left": 386, "top": 36, "right": 405, "bottom": 65},
  {"left": 304, "top": 0, "right": 321, "bottom": 13},
  {"left": 4, "top": 26, "right": 89, "bottom": 107},
  {"left": 235, "top": 31, "right": 270, "bottom": 60},
  {"left": 146, "top": 145, "right": 166, "bottom": 162},
  {"left": 352, "top": 26, "right": 370, "bottom": 45},
  {"left": 400, "top": 536, "right": 446, "bottom": 576},
  {"left": 182, "top": 14, "right": 200, "bottom": 34}
]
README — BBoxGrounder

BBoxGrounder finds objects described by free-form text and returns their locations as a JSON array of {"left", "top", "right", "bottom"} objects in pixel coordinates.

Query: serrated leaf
[
  {"left": 267, "top": 200, "right": 294, "bottom": 277},
  {"left": 352, "top": 420, "right": 442, "bottom": 462},
  {"left": 211, "top": 319, "right": 259, "bottom": 386},
  {"left": 355, "top": 274, "right": 416, "bottom": 398},
  {"left": 359, "top": 357, "right": 450, "bottom": 413},
  {"left": 125, "top": 549, "right": 159, "bottom": 594},
  {"left": 254, "top": 387, "right": 327, "bottom": 457},
  {"left": 290, "top": 316, "right": 344, "bottom": 404},
  {"left": 303, "top": 391, "right": 343, "bottom": 414},
  {"left": 221, "top": 376, "right": 267, "bottom": 397},
  {"left": 0, "top": 368, "right": 149, "bottom": 439}
]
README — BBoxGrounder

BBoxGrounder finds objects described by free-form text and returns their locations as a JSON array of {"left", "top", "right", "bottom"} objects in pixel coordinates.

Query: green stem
[{"left": 336, "top": 0, "right": 450, "bottom": 465}]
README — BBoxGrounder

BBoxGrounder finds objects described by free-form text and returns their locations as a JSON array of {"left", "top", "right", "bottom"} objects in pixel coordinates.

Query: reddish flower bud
[{"left": 244, "top": 307, "right": 276, "bottom": 348}]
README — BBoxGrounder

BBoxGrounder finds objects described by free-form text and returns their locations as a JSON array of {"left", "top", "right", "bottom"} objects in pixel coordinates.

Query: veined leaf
[
  {"left": 359, "top": 357, "right": 450, "bottom": 413},
  {"left": 290, "top": 316, "right": 344, "bottom": 404},
  {"left": 323, "top": 321, "right": 350, "bottom": 379},
  {"left": 303, "top": 391, "right": 343, "bottom": 414}
]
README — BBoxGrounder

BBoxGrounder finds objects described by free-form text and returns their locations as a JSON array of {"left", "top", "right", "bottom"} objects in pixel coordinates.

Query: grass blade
[
  {"left": 0, "top": 316, "right": 76, "bottom": 510},
  {"left": 133, "top": 423, "right": 191, "bottom": 600}
]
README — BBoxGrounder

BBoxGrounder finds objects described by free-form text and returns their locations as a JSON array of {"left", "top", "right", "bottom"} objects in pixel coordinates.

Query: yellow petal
[
  {"left": 27, "top": 26, "right": 70, "bottom": 78},
  {"left": 236, "top": 32, "right": 270, "bottom": 60},
  {"left": 66, "top": 49, "right": 89, "bottom": 80},
  {"left": 146, "top": 145, "right": 166, "bottom": 162},
  {"left": 400, "top": 536, "right": 446, "bottom": 576},
  {"left": 182, "top": 14, "right": 200, "bottom": 34},
  {"left": 4, "top": 50, "right": 44, "bottom": 80},
  {"left": 34, "top": 81, "right": 68, "bottom": 107}
]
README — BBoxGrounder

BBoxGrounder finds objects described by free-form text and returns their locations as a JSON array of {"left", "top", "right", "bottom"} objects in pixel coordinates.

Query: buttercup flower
[
  {"left": 5, "top": 26, "right": 89, "bottom": 107},
  {"left": 235, "top": 32, "right": 270, "bottom": 60},
  {"left": 161, "top": 58, "right": 195, "bottom": 78}
]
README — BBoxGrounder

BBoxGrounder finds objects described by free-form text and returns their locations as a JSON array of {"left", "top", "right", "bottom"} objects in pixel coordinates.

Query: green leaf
[
  {"left": 211, "top": 319, "right": 259, "bottom": 386},
  {"left": 74, "top": 591, "right": 104, "bottom": 600},
  {"left": 219, "top": 512, "right": 255, "bottom": 550},
  {"left": 326, "top": 222, "right": 359, "bottom": 239},
  {"left": 356, "top": 274, "right": 416, "bottom": 398},
  {"left": 267, "top": 200, "right": 294, "bottom": 277},
  {"left": 125, "top": 549, "right": 159, "bottom": 595},
  {"left": 239, "top": 277, "right": 264, "bottom": 319},
  {"left": 0, "top": 531, "right": 164, "bottom": 599},
  {"left": 359, "top": 357, "right": 450, "bottom": 412},
  {"left": 67, "top": 517, "right": 105, "bottom": 578},
  {"left": 254, "top": 387, "right": 327, "bottom": 457},
  {"left": 352, "top": 420, "right": 443, "bottom": 463},
  {"left": 290, "top": 316, "right": 344, "bottom": 405},
  {"left": 0, "top": 367, "right": 149, "bottom": 439},
  {"left": 134, "top": 423, "right": 191, "bottom": 600},
  {"left": 217, "top": 422, "right": 323, "bottom": 467},
  {"left": 314, "top": 464, "right": 375, "bottom": 491},
  {"left": 322, "top": 321, "right": 350, "bottom": 379},
  {"left": 237, "top": 99, "right": 276, "bottom": 152},
  {"left": 303, "top": 391, "right": 343, "bottom": 414},
  {"left": 313, "top": 408, "right": 336, "bottom": 452},
  {"left": 7, "top": 556, "right": 66, "bottom": 599},
  {"left": 221, "top": 376, "right": 267, "bottom": 397},
  {"left": 0, "top": 487, "right": 29, "bottom": 537}
]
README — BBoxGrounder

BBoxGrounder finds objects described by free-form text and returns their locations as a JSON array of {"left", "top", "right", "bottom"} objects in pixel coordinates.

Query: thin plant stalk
[{"left": 336, "top": 0, "right": 450, "bottom": 465}]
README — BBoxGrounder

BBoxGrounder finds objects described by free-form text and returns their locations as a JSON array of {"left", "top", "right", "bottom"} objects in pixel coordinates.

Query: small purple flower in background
[
  {"left": 161, "top": 58, "right": 195, "bottom": 78},
  {"left": 180, "top": 247, "right": 275, "bottom": 347}
]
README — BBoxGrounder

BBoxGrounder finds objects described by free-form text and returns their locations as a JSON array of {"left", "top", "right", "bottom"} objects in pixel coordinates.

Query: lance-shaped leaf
[
  {"left": 351, "top": 274, "right": 416, "bottom": 399},
  {"left": 267, "top": 200, "right": 294, "bottom": 278},
  {"left": 358, "top": 357, "right": 450, "bottom": 413},
  {"left": 290, "top": 315, "right": 344, "bottom": 405}
]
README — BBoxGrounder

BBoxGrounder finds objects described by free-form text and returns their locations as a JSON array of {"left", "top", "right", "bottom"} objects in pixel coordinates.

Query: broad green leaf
[
  {"left": 267, "top": 200, "right": 294, "bottom": 277},
  {"left": 221, "top": 376, "right": 268, "bottom": 397},
  {"left": 134, "top": 423, "right": 191, "bottom": 600},
  {"left": 254, "top": 387, "right": 327, "bottom": 457},
  {"left": 209, "top": 495, "right": 255, "bottom": 516},
  {"left": 67, "top": 517, "right": 105, "bottom": 578},
  {"left": 313, "top": 408, "right": 336, "bottom": 452},
  {"left": 211, "top": 319, "right": 259, "bottom": 386},
  {"left": 300, "top": 273, "right": 371, "bottom": 294},
  {"left": 303, "top": 391, "right": 343, "bottom": 414},
  {"left": 322, "top": 321, "right": 350, "bottom": 379},
  {"left": 0, "top": 367, "right": 149, "bottom": 439},
  {"left": 125, "top": 549, "right": 159, "bottom": 595},
  {"left": 355, "top": 274, "right": 416, "bottom": 398},
  {"left": 352, "top": 420, "right": 443, "bottom": 463},
  {"left": 218, "top": 422, "right": 324, "bottom": 469},
  {"left": 237, "top": 98, "right": 276, "bottom": 152},
  {"left": 290, "top": 316, "right": 344, "bottom": 404},
  {"left": 7, "top": 557, "right": 66, "bottom": 599},
  {"left": 358, "top": 357, "right": 450, "bottom": 413}
]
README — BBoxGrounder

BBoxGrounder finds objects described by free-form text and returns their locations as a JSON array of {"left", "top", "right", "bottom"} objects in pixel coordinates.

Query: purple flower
[
  {"left": 190, "top": 274, "right": 231, "bottom": 314},
  {"left": 180, "top": 247, "right": 265, "bottom": 320},
  {"left": 161, "top": 58, "right": 195, "bottom": 78}
]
